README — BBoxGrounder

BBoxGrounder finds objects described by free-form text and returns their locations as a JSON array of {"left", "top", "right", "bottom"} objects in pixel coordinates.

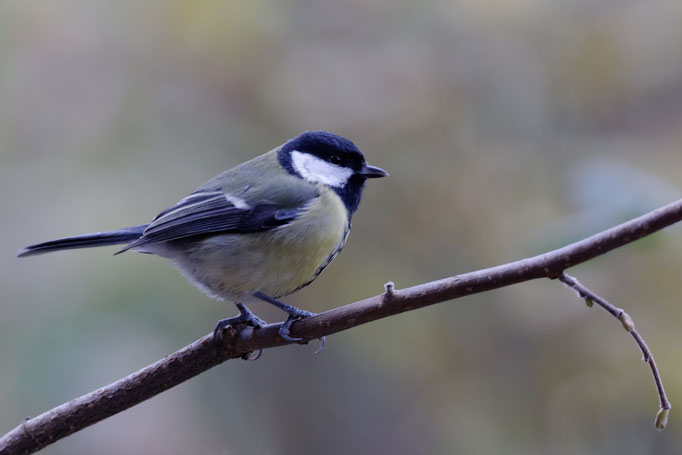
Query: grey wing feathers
[
  {"left": 144, "top": 191, "right": 242, "bottom": 238},
  {"left": 117, "top": 187, "right": 316, "bottom": 253}
]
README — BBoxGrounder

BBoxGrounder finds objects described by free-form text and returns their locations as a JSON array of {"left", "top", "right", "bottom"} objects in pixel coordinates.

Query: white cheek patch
[{"left": 291, "top": 151, "right": 353, "bottom": 188}]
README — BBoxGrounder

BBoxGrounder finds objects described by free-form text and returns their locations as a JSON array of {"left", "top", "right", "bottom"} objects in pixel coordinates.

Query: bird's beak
[{"left": 358, "top": 163, "right": 389, "bottom": 179}]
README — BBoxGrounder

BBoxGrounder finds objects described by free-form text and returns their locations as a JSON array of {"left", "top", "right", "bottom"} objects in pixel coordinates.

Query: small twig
[
  {"left": 383, "top": 281, "right": 395, "bottom": 303},
  {"left": 558, "top": 272, "right": 672, "bottom": 429}
]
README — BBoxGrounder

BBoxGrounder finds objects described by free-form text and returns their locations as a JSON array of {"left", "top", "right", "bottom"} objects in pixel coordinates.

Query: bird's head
[{"left": 278, "top": 131, "right": 388, "bottom": 214}]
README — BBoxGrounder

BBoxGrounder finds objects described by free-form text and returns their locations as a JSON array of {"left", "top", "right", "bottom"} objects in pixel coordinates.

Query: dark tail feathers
[{"left": 17, "top": 225, "right": 149, "bottom": 258}]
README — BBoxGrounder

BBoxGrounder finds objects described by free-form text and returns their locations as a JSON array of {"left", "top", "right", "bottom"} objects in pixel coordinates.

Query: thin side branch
[
  {"left": 2, "top": 198, "right": 682, "bottom": 454},
  {"left": 558, "top": 272, "right": 671, "bottom": 429}
]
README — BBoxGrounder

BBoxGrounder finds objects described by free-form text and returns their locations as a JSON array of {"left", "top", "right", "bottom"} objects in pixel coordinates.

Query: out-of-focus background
[{"left": 1, "top": 1, "right": 682, "bottom": 454}]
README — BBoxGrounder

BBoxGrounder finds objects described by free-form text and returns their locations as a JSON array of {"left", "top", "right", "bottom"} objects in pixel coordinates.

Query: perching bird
[{"left": 17, "top": 131, "right": 388, "bottom": 342}]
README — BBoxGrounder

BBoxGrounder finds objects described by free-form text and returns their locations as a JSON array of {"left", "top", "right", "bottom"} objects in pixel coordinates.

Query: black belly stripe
[{"left": 287, "top": 221, "right": 351, "bottom": 295}]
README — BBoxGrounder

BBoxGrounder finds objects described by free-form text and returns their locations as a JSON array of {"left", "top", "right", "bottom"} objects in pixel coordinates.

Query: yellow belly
[{"left": 175, "top": 189, "right": 349, "bottom": 302}]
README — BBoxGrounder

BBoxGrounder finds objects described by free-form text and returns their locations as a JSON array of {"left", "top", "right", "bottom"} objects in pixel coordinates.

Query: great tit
[{"left": 18, "top": 131, "right": 388, "bottom": 342}]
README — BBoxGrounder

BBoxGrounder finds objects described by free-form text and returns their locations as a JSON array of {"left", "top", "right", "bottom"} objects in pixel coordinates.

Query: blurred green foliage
[{"left": 1, "top": 1, "right": 682, "bottom": 454}]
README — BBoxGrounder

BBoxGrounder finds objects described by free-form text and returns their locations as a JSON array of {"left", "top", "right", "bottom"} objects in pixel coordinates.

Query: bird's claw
[
  {"left": 213, "top": 306, "right": 267, "bottom": 339},
  {"left": 247, "top": 349, "right": 264, "bottom": 361},
  {"left": 214, "top": 307, "right": 266, "bottom": 361},
  {"left": 279, "top": 315, "right": 305, "bottom": 341},
  {"left": 314, "top": 336, "right": 326, "bottom": 354},
  {"left": 250, "top": 292, "right": 326, "bottom": 352},
  {"left": 278, "top": 311, "right": 325, "bottom": 354}
]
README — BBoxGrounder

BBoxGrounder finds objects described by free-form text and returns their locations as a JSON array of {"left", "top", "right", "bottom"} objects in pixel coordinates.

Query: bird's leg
[
  {"left": 213, "top": 303, "right": 267, "bottom": 338},
  {"left": 252, "top": 291, "right": 323, "bottom": 347}
]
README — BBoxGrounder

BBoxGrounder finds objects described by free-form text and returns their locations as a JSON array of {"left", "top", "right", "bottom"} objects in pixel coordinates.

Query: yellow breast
[{"left": 179, "top": 188, "right": 350, "bottom": 302}]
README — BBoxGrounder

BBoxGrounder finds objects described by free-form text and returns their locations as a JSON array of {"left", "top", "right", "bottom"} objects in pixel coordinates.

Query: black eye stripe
[{"left": 330, "top": 155, "right": 342, "bottom": 165}]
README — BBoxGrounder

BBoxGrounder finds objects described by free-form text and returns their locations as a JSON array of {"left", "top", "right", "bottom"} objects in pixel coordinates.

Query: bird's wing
[{"left": 117, "top": 184, "right": 317, "bottom": 253}]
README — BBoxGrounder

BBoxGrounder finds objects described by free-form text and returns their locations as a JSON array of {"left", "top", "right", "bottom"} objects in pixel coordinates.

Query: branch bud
[
  {"left": 584, "top": 298, "right": 593, "bottom": 308},
  {"left": 384, "top": 281, "right": 395, "bottom": 297},
  {"left": 655, "top": 407, "right": 670, "bottom": 430},
  {"left": 618, "top": 311, "right": 635, "bottom": 332}
]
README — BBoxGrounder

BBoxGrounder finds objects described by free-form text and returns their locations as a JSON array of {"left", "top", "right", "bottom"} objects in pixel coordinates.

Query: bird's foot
[
  {"left": 251, "top": 291, "right": 326, "bottom": 351},
  {"left": 279, "top": 309, "right": 316, "bottom": 342},
  {"left": 278, "top": 309, "right": 326, "bottom": 353},
  {"left": 213, "top": 303, "right": 266, "bottom": 338},
  {"left": 213, "top": 304, "right": 266, "bottom": 360}
]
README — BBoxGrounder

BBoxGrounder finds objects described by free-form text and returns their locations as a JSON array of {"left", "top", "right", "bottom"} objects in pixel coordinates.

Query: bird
[{"left": 17, "top": 131, "right": 388, "bottom": 344}]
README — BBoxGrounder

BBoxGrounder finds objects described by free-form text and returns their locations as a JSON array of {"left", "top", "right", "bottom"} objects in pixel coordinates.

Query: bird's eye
[{"left": 329, "top": 155, "right": 342, "bottom": 165}]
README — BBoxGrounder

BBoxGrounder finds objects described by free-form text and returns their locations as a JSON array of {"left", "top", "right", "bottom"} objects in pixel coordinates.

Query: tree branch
[
  {"left": 558, "top": 272, "right": 671, "bottom": 429},
  {"left": 2, "top": 198, "right": 681, "bottom": 454}
]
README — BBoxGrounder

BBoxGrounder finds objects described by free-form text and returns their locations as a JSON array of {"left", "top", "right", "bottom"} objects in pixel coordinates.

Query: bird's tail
[{"left": 16, "top": 225, "right": 149, "bottom": 258}]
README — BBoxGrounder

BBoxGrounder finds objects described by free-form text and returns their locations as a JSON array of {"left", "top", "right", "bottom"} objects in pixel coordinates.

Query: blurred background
[{"left": 1, "top": 1, "right": 682, "bottom": 454}]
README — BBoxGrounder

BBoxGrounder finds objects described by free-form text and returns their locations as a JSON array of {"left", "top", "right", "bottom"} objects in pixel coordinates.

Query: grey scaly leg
[{"left": 252, "top": 292, "right": 324, "bottom": 350}]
